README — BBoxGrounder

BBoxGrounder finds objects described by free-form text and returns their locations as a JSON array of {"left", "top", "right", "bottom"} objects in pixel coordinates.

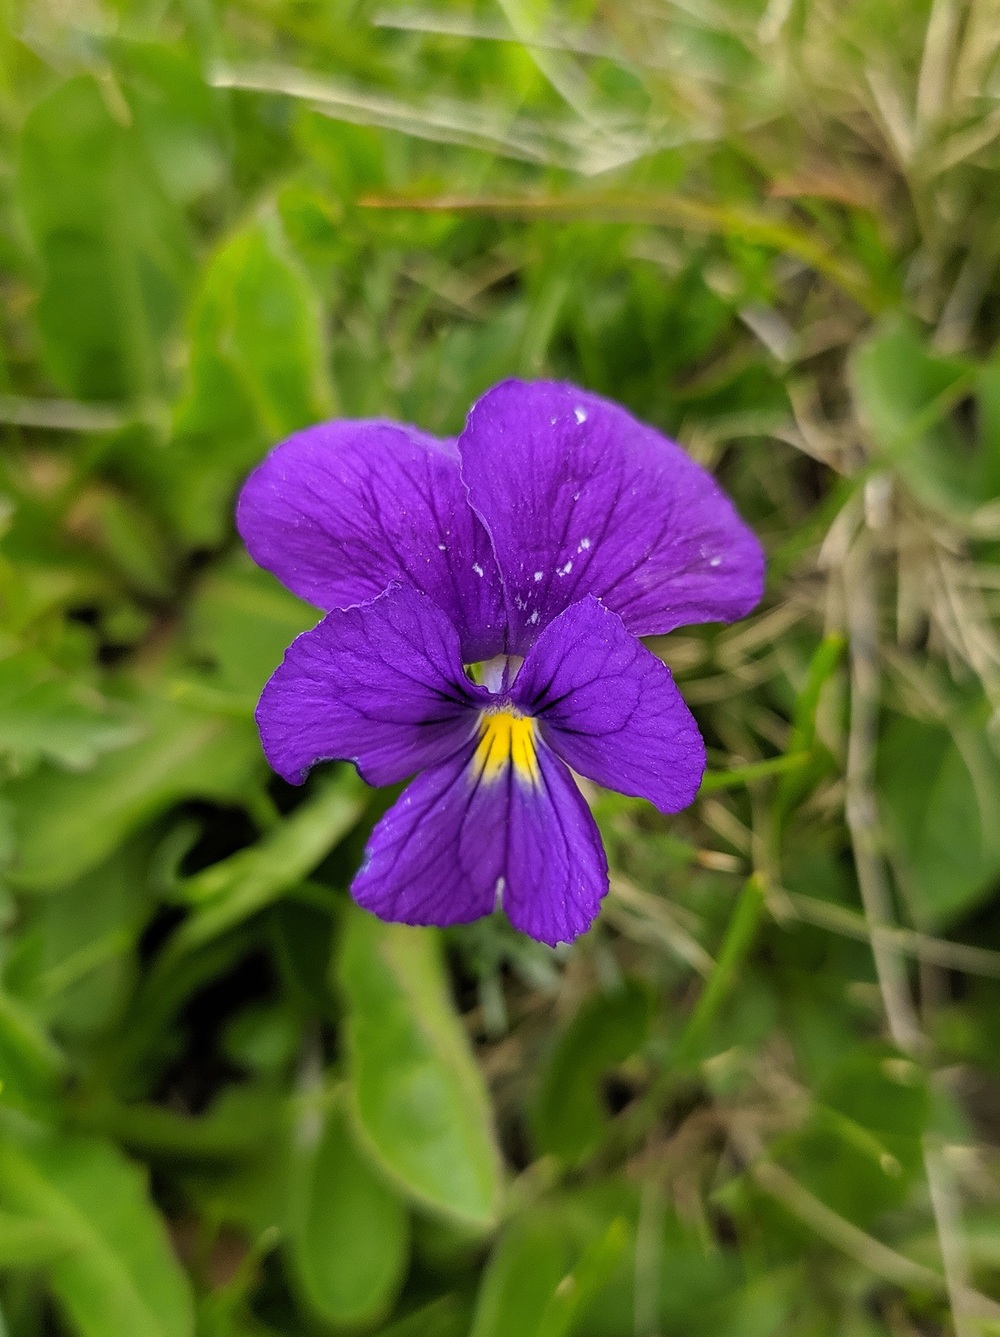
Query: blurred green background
[{"left": 3, "top": 1, "right": 1000, "bottom": 1334}]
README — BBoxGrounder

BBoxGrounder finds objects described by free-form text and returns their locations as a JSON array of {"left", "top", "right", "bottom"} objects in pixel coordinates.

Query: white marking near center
[
  {"left": 578, "top": 537, "right": 591, "bottom": 552},
  {"left": 472, "top": 562, "right": 484, "bottom": 577},
  {"left": 557, "top": 560, "right": 573, "bottom": 576},
  {"left": 533, "top": 570, "right": 544, "bottom": 582},
  {"left": 574, "top": 405, "right": 587, "bottom": 424}
]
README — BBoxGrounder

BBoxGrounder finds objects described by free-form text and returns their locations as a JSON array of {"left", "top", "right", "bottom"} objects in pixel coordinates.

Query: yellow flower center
[{"left": 473, "top": 709, "right": 540, "bottom": 786}]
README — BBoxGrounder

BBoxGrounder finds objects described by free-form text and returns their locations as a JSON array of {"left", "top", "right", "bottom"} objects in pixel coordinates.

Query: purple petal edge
[
  {"left": 237, "top": 417, "right": 507, "bottom": 662},
  {"left": 458, "top": 379, "right": 764, "bottom": 653}
]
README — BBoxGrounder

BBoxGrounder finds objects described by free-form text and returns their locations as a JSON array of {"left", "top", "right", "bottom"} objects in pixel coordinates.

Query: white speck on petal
[
  {"left": 529, "top": 610, "right": 539, "bottom": 624},
  {"left": 557, "top": 560, "right": 573, "bottom": 576},
  {"left": 437, "top": 543, "right": 447, "bottom": 551},
  {"left": 709, "top": 555, "right": 722, "bottom": 567},
  {"left": 574, "top": 405, "right": 587, "bottom": 424},
  {"left": 472, "top": 562, "right": 484, "bottom": 577},
  {"left": 578, "top": 537, "right": 591, "bottom": 552},
  {"left": 534, "top": 570, "right": 544, "bottom": 582},
  {"left": 494, "top": 876, "right": 505, "bottom": 911},
  {"left": 572, "top": 491, "right": 580, "bottom": 502}
]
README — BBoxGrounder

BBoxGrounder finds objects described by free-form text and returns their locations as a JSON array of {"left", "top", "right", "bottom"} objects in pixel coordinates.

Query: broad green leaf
[
  {"left": 287, "top": 1098, "right": 408, "bottom": 1326},
  {"left": 112, "top": 41, "right": 226, "bottom": 207},
  {"left": 160, "top": 216, "right": 334, "bottom": 545},
  {"left": 0, "top": 1211, "right": 73, "bottom": 1269},
  {"left": 878, "top": 706, "right": 1000, "bottom": 926},
  {"left": 337, "top": 908, "right": 502, "bottom": 1228},
  {"left": 0, "top": 1126, "right": 194, "bottom": 1337},
  {"left": 0, "top": 650, "right": 137, "bottom": 774},
  {"left": 18, "top": 74, "right": 191, "bottom": 400},
  {"left": 4, "top": 690, "right": 260, "bottom": 890},
  {"left": 532, "top": 978, "right": 652, "bottom": 1164}
]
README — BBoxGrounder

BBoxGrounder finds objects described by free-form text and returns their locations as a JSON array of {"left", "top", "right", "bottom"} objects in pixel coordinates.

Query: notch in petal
[
  {"left": 257, "top": 586, "right": 485, "bottom": 786},
  {"left": 353, "top": 736, "right": 608, "bottom": 946},
  {"left": 238, "top": 419, "right": 506, "bottom": 662},
  {"left": 459, "top": 380, "right": 764, "bottom": 653},
  {"left": 513, "top": 596, "right": 706, "bottom": 814}
]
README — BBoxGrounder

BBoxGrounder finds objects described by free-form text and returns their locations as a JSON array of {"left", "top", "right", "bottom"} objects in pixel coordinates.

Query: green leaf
[
  {"left": 160, "top": 216, "right": 334, "bottom": 546},
  {"left": 0, "top": 651, "right": 138, "bottom": 775},
  {"left": 469, "top": 1195, "right": 632, "bottom": 1337},
  {"left": 850, "top": 317, "right": 997, "bottom": 511},
  {"left": 337, "top": 908, "right": 502, "bottom": 1229},
  {"left": 0, "top": 1211, "right": 74, "bottom": 1270},
  {"left": 469, "top": 1209, "right": 578, "bottom": 1337},
  {"left": 184, "top": 553, "right": 316, "bottom": 702},
  {"left": 532, "top": 978, "right": 652, "bottom": 1164},
  {"left": 0, "top": 1126, "right": 194, "bottom": 1337},
  {"left": 287, "top": 1097, "right": 408, "bottom": 1326},
  {"left": 163, "top": 770, "right": 366, "bottom": 961},
  {"left": 18, "top": 74, "right": 192, "bottom": 400},
  {"left": 4, "top": 690, "right": 261, "bottom": 890},
  {"left": 772, "top": 1048, "right": 928, "bottom": 1229},
  {"left": 535, "top": 1218, "right": 629, "bottom": 1337},
  {"left": 0, "top": 991, "right": 65, "bottom": 1117},
  {"left": 878, "top": 705, "right": 1000, "bottom": 926},
  {"left": 3, "top": 836, "right": 156, "bottom": 1039}
]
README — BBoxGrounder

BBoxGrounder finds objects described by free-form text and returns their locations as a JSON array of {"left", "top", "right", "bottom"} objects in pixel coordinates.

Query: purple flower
[{"left": 237, "top": 380, "right": 763, "bottom": 946}]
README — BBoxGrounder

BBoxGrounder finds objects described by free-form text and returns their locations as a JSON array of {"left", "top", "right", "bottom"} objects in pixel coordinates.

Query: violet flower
[{"left": 237, "top": 380, "right": 763, "bottom": 946}]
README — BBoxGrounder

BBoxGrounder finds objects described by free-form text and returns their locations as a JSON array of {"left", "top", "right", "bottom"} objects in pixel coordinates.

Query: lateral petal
[
  {"left": 256, "top": 586, "right": 485, "bottom": 786},
  {"left": 513, "top": 597, "right": 706, "bottom": 814},
  {"left": 238, "top": 419, "right": 506, "bottom": 662},
  {"left": 459, "top": 379, "right": 764, "bottom": 652}
]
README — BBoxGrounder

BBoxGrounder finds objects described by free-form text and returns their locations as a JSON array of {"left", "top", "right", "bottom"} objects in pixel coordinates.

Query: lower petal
[
  {"left": 351, "top": 739, "right": 609, "bottom": 946},
  {"left": 501, "top": 745, "right": 609, "bottom": 947},
  {"left": 351, "top": 749, "right": 503, "bottom": 928}
]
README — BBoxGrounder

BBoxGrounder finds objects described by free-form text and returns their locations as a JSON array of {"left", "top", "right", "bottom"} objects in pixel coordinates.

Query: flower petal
[
  {"left": 459, "top": 379, "right": 764, "bottom": 652},
  {"left": 350, "top": 750, "right": 503, "bottom": 929},
  {"left": 501, "top": 744, "right": 609, "bottom": 946},
  {"left": 238, "top": 420, "right": 506, "bottom": 662},
  {"left": 256, "top": 586, "right": 486, "bottom": 786},
  {"left": 513, "top": 597, "right": 706, "bottom": 814},
  {"left": 352, "top": 736, "right": 608, "bottom": 946}
]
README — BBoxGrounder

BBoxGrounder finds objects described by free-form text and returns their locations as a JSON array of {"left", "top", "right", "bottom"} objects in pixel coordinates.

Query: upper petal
[
  {"left": 237, "top": 419, "right": 507, "bottom": 662},
  {"left": 458, "top": 379, "right": 764, "bottom": 653},
  {"left": 256, "top": 585, "right": 486, "bottom": 786},
  {"left": 351, "top": 728, "right": 608, "bottom": 946},
  {"left": 513, "top": 596, "right": 706, "bottom": 814}
]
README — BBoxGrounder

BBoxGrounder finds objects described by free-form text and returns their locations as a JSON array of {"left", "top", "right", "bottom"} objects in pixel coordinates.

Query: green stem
[{"left": 671, "top": 874, "right": 766, "bottom": 1068}]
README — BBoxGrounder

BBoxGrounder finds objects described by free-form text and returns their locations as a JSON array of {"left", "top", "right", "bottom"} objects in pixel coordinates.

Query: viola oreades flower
[{"left": 237, "top": 380, "right": 764, "bottom": 946}]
